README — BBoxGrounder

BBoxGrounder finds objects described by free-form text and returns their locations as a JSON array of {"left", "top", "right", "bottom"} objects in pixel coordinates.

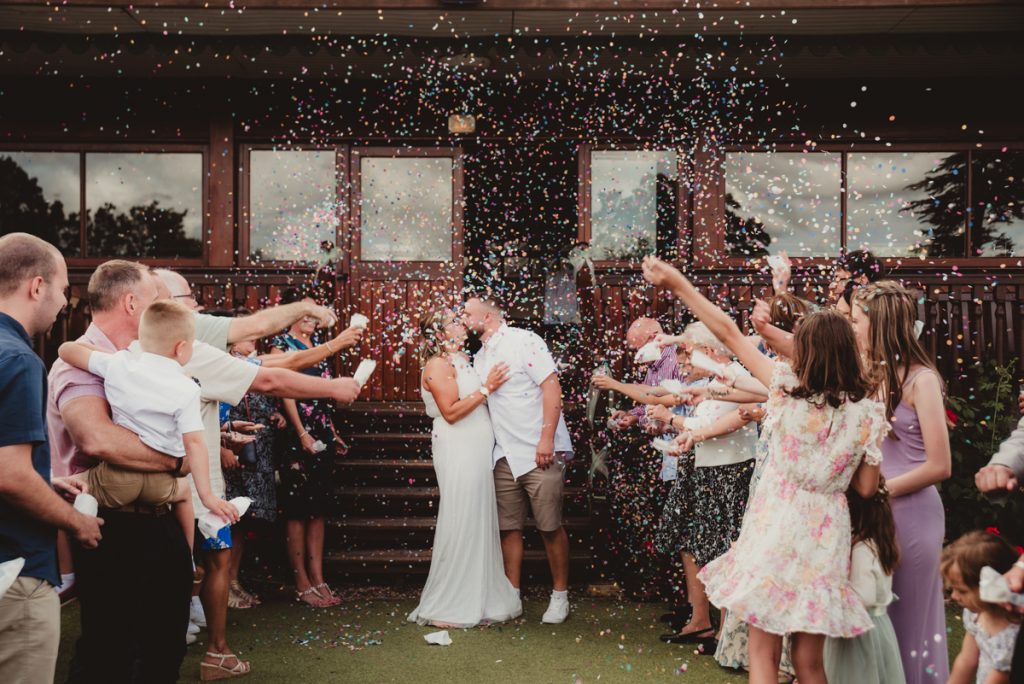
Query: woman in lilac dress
[{"left": 852, "top": 282, "right": 952, "bottom": 684}]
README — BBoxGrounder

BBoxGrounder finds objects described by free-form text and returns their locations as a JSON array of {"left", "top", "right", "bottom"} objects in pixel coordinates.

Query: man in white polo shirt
[{"left": 464, "top": 294, "right": 574, "bottom": 624}]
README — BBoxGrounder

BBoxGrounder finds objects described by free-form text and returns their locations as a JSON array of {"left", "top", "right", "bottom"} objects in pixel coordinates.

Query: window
[
  {"left": 0, "top": 152, "right": 81, "bottom": 256},
  {"left": 971, "top": 150, "right": 1024, "bottom": 257},
  {"left": 0, "top": 149, "right": 204, "bottom": 260},
  {"left": 359, "top": 157, "right": 453, "bottom": 262},
  {"left": 588, "top": 150, "right": 678, "bottom": 261},
  {"left": 722, "top": 148, "right": 1017, "bottom": 259},
  {"left": 724, "top": 152, "right": 842, "bottom": 258},
  {"left": 847, "top": 152, "right": 965, "bottom": 258},
  {"left": 248, "top": 149, "right": 338, "bottom": 263},
  {"left": 85, "top": 152, "right": 202, "bottom": 259}
]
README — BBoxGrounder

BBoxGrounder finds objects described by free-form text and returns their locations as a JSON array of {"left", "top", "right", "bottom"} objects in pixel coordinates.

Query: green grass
[{"left": 55, "top": 590, "right": 966, "bottom": 683}]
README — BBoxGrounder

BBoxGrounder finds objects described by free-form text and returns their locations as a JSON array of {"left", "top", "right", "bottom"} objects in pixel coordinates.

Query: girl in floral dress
[{"left": 642, "top": 256, "right": 888, "bottom": 684}]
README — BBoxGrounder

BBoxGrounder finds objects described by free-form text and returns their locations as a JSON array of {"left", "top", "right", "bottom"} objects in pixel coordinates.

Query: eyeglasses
[{"left": 173, "top": 292, "right": 196, "bottom": 301}]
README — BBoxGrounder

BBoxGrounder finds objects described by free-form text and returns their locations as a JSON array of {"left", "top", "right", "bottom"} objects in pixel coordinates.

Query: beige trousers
[{"left": 0, "top": 576, "right": 60, "bottom": 684}]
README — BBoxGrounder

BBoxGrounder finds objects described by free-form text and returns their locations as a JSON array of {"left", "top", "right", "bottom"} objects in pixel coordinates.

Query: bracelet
[
  {"left": 325, "top": 339, "right": 336, "bottom": 354},
  {"left": 298, "top": 430, "right": 310, "bottom": 439},
  {"left": 172, "top": 457, "right": 184, "bottom": 475}
]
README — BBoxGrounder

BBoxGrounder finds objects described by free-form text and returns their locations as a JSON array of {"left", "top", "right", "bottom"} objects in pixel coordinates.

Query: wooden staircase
[{"left": 328, "top": 402, "right": 594, "bottom": 585}]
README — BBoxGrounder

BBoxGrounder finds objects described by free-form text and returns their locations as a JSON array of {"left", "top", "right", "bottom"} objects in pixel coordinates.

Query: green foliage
[{"left": 944, "top": 359, "right": 1024, "bottom": 545}]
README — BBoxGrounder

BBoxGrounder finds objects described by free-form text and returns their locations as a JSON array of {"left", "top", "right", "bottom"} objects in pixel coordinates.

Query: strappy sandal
[
  {"left": 295, "top": 586, "right": 331, "bottom": 608},
  {"left": 230, "top": 580, "right": 261, "bottom": 606},
  {"left": 200, "top": 651, "right": 250, "bottom": 681},
  {"left": 314, "top": 582, "right": 342, "bottom": 606},
  {"left": 227, "top": 586, "right": 251, "bottom": 610}
]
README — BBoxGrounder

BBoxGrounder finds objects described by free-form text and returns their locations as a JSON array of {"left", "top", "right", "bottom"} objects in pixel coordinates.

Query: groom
[{"left": 463, "top": 294, "right": 574, "bottom": 624}]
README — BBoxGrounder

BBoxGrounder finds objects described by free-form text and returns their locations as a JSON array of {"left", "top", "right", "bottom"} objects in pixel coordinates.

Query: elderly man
[
  {"left": 153, "top": 268, "right": 337, "bottom": 352},
  {"left": 591, "top": 317, "right": 682, "bottom": 432},
  {"left": 0, "top": 234, "right": 103, "bottom": 684},
  {"left": 51, "top": 261, "right": 362, "bottom": 683}
]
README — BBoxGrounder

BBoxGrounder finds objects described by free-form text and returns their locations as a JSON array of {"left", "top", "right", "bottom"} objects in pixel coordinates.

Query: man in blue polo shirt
[{"left": 0, "top": 233, "right": 103, "bottom": 684}]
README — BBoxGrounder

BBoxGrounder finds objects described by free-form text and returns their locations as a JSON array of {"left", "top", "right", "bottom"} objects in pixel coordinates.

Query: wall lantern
[{"left": 448, "top": 114, "right": 476, "bottom": 134}]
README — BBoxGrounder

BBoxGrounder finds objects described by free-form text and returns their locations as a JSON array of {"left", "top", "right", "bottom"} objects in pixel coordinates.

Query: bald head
[
  {"left": 153, "top": 268, "right": 197, "bottom": 310},
  {"left": 626, "top": 317, "right": 662, "bottom": 349}
]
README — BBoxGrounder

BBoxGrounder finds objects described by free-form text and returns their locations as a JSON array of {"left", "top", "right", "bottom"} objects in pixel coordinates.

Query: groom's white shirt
[{"left": 474, "top": 323, "right": 573, "bottom": 480}]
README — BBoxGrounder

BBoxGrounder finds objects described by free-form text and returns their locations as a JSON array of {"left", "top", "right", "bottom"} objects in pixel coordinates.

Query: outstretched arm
[
  {"left": 255, "top": 327, "right": 363, "bottom": 371},
  {"left": 227, "top": 301, "right": 337, "bottom": 345},
  {"left": 642, "top": 257, "right": 774, "bottom": 387},
  {"left": 249, "top": 366, "right": 362, "bottom": 404}
]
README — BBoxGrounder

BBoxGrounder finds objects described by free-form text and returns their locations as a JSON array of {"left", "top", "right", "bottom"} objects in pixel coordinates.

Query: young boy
[{"left": 59, "top": 300, "right": 238, "bottom": 551}]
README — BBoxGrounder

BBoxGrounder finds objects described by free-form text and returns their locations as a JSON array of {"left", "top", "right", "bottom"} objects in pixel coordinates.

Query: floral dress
[
  {"left": 223, "top": 360, "right": 280, "bottom": 523},
  {"left": 272, "top": 333, "right": 337, "bottom": 520},
  {"left": 698, "top": 361, "right": 889, "bottom": 637}
]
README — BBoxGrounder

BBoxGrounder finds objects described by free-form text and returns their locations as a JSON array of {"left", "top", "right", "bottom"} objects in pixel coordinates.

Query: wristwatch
[{"left": 479, "top": 386, "right": 490, "bottom": 397}]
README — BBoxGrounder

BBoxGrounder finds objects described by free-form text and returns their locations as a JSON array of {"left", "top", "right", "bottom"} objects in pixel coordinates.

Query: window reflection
[
  {"left": 847, "top": 152, "right": 965, "bottom": 257},
  {"left": 724, "top": 152, "right": 841, "bottom": 257},
  {"left": 971, "top": 150, "right": 1023, "bottom": 257},
  {"left": 360, "top": 157, "right": 453, "bottom": 262},
  {"left": 590, "top": 150, "right": 677, "bottom": 261},
  {"left": 85, "top": 152, "right": 203, "bottom": 258},
  {"left": 249, "top": 150, "right": 338, "bottom": 262},
  {"left": 0, "top": 152, "right": 81, "bottom": 256}
]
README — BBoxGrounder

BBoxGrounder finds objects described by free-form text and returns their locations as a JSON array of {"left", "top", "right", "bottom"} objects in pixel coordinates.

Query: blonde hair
[
  {"left": 853, "top": 280, "right": 936, "bottom": 421},
  {"left": 139, "top": 300, "right": 195, "bottom": 356},
  {"left": 418, "top": 308, "right": 455, "bottom": 365}
]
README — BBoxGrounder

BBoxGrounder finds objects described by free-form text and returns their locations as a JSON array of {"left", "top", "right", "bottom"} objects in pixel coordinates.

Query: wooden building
[{"left": 1, "top": 0, "right": 1023, "bottom": 581}]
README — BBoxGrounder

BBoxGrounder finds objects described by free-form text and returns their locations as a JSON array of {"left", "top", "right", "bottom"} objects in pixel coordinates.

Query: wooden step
[{"left": 329, "top": 515, "right": 592, "bottom": 532}]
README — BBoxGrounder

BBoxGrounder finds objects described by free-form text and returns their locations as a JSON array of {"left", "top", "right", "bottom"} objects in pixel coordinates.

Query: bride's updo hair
[{"left": 419, "top": 308, "right": 453, "bottom": 365}]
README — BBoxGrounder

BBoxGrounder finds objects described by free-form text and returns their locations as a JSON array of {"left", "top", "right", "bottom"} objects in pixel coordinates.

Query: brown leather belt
[{"left": 98, "top": 504, "right": 170, "bottom": 518}]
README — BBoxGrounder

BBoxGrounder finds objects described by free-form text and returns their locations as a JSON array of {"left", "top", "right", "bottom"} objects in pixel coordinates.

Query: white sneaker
[
  {"left": 186, "top": 621, "right": 200, "bottom": 636},
  {"left": 185, "top": 632, "right": 197, "bottom": 645},
  {"left": 190, "top": 596, "right": 207, "bottom": 628},
  {"left": 541, "top": 594, "right": 570, "bottom": 624}
]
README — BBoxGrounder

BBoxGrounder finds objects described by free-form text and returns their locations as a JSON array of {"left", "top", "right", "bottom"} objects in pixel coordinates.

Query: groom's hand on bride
[{"left": 535, "top": 437, "right": 555, "bottom": 469}]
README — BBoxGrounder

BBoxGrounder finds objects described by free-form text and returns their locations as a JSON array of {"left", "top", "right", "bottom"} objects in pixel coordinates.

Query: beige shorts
[
  {"left": 84, "top": 461, "right": 179, "bottom": 508},
  {"left": 493, "top": 455, "right": 568, "bottom": 533}
]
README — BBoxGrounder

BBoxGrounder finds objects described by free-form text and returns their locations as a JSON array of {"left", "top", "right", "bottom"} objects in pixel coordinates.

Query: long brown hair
[
  {"left": 789, "top": 309, "right": 873, "bottom": 408},
  {"left": 847, "top": 476, "right": 900, "bottom": 575},
  {"left": 768, "top": 292, "right": 810, "bottom": 334},
  {"left": 941, "top": 530, "right": 1023, "bottom": 623},
  {"left": 854, "top": 281, "right": 937, "bottom": 422}
]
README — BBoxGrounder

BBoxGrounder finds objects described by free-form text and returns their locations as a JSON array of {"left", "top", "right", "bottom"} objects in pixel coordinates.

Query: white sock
[
  {"left": 551, "top": 589, "right": 568, "bottom": 601},
  {"left": 514, "top": 587, "right": 521, "bottom": 600}
]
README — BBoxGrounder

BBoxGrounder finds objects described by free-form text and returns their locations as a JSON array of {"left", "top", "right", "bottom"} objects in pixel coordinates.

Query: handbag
[{"left": 237, "top": 395, "right": 258, "bottom": 467}]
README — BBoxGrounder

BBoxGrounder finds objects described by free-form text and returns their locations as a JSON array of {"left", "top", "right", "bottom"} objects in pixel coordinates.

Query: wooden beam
[
  {"left": 208, "top": 107, "right": 235, "bottom": 267},
  {"left": 0, "top": 0, "right": 1017, "bottom": 9}
]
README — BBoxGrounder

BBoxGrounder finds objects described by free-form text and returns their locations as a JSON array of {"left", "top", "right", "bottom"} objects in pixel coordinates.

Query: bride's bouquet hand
[{"left": 484, "top": 362, "right": 510, "bottom": 394}]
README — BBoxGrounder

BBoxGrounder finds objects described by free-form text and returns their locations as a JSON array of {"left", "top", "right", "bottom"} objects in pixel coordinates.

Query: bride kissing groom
[{"left": 407, "top": 293, "right": 574, "bottom": 628}]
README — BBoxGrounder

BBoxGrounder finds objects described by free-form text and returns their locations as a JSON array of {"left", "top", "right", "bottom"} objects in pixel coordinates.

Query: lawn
[{"left": 55, "top": 588, "right": 965, "bottom": 683}]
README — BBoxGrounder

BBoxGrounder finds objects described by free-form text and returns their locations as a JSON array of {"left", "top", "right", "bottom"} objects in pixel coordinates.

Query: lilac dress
[{"left": 882, "top": 368, "right": 949, "bottom": 684}]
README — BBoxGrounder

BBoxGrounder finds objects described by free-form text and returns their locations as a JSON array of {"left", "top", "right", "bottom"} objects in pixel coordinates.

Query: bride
[{"left": 407, "top": 307, "right": 523, "bottom": 628}]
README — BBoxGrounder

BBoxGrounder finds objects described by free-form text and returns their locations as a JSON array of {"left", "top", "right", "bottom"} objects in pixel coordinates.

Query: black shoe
[
  {"left": 660, "top": 627, "right": 718, "bottom": 651},
  {"left": 667, "top": 610, "right": 718, "bottom": 632},
  {"left": 659, "top": 605, "right": 693, "bottom": 624}
]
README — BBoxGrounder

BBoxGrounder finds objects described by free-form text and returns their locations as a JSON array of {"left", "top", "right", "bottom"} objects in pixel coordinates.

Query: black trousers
[
  {"left": 67, "top": 510, "right": 192, "bottom": 684},
  {"left": 1013, "top": 622, "right": 1024, "bottom": 683}
]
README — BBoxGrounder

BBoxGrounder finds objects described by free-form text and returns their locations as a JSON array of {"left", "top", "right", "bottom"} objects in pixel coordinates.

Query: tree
[
  {"left": 86, "top": 201, "right": 202, "bottom": 258},
  {"left": 724, "top": 192, "right": 771, "bottom": 258},
  {"left": 0, "top": 155, "right": 80, "bottom": 254}
]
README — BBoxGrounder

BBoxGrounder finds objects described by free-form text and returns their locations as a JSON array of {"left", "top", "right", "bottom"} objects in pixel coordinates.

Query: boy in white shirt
[{"left": 58, "top": 300, "right": 238, "bottom": 552}]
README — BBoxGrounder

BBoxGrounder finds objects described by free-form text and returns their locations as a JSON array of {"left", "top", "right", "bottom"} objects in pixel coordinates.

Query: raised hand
[
  {"left": 641, "top": 255, "right": 687, "bottom": 290},
  {"left": 306, "top": 302, "right": 338, "bottom": 329},
  {"left": 751, "top": 299, "right": 772, "bottom": 333},
  {"left": 334, "top": 326, "right": 364, "bottom": 350}
]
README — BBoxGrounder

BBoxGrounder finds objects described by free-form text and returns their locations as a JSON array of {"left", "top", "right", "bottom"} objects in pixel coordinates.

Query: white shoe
[
  {"left": 185, "top": 632, "right": 197, "bottom": 645},
  {"left": 190, "top": 596, "right": 207, "bottom": 628},
  {"left": 541, "top": 594, "right": 570, "bottom": 624},
  {"left": 186, "top": 621, "right": 200, "bottom": 636}
]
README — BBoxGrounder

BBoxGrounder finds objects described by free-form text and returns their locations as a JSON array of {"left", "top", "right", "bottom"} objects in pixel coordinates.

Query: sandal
[
  {"left": 229, "top": 581, "right": 259, "bottom": 608},
  {"left": 295, "top": 586, "right": 332, "bottom": 608},
  {"left": 200, "top": 651, "right": 250, "bottom": 681},
  {"left": 314, "top": 582, "right": 342, "bottom": 606}
]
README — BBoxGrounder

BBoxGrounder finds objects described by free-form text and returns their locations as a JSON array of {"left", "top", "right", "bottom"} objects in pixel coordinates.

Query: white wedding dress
[{"left": 407, "top": 353, "right": 522, "bottom": 627}]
